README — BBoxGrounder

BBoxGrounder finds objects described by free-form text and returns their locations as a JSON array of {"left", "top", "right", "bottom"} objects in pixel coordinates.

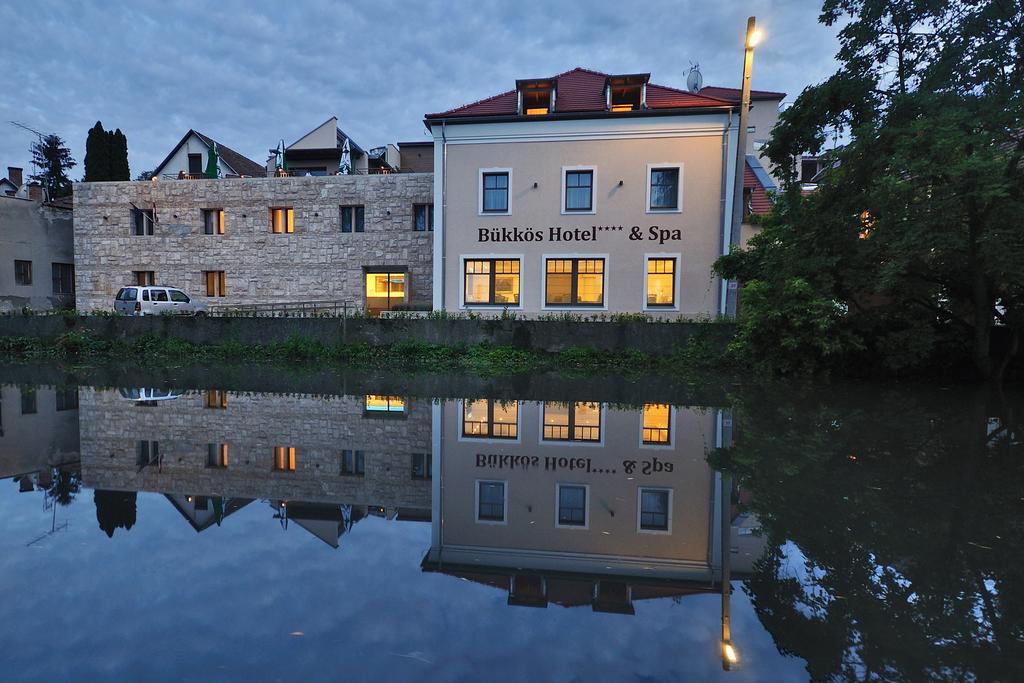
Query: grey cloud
[{"left": 0, "top": 0, "right": 839, "bottom": 178}]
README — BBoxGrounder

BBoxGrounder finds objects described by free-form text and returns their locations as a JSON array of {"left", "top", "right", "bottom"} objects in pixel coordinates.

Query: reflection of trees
[
  {"left": 94, "top": 490, "right": 137, "bottom": 538},
  {"left": 711, "top": 385, "right": 1024, "bottom": 682},
  {"left": 44, "top": 466, "right": 81, "bottom": 506}
]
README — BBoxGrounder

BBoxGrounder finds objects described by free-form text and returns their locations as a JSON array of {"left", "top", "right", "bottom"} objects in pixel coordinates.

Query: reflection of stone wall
[
  {"left": 79, "top": 389, "right": 431, "bottom": 510},
  {"left": 73, "top": 174, "right": 434, "bottom": 311}
]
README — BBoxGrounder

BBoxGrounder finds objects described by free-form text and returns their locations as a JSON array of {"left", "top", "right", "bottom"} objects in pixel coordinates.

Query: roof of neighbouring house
[
  {"left": 425, "top": 67, "right": 734, "bottom": 122},
  {"left": 698, "top": 85, "right": 787, "bottom": 102},
  {"left": 744, "top": 155, "right": 777, "bottom": 216},
  {"left": 152, "top": 130, "right": 266, "bottom": 178}
]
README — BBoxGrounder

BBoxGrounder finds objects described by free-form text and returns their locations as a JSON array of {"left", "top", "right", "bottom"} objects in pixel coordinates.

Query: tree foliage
[
  {"left": 83, "top": 121, "right": 130, "bottom": 181},
  {"left": 716, "top": 1, "right": 1024, "bottom": 379},
  {"left": 29, "top": 134, "right": 76, "bottom": 198}
]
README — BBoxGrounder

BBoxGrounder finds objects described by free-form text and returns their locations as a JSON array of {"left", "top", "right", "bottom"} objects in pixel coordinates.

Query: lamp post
[{"left": 724, "top": 16, "right": 762, "bottom": 317}]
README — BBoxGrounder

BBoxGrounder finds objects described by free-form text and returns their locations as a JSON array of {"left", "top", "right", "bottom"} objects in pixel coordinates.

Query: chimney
[
  {"left": 8, "top": 166, "right": 22, "bottom": 187},
  {"left": 27, "top": 183, "right": 42, "bottom": 201}
]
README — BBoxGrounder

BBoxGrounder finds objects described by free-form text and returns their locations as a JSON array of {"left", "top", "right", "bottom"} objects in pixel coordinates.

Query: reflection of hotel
[
  {"left": 79, "top": 389, "right": 433, "bottom": 545},
  {"left": 423, "top": 399, "right": 763, "bottom": 616}
]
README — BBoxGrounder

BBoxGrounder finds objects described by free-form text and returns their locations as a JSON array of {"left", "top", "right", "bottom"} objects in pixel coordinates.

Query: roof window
[
  {"left": 517, "top": 79, "right": 556, "bottom": 115},
  {"left": 606, "top": 74, "right": 649, "bottom": 112}
]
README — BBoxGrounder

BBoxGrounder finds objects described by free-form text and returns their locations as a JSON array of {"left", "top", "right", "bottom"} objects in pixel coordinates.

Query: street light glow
[
  {"left": 723, "top": 642, "right": 739, "bottom": 664},
  {"left": 747, "top": 29, "right": 763, "bottom": 48}
]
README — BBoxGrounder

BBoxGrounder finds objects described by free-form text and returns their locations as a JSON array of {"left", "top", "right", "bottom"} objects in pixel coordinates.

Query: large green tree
[
  {"left": 83, "top": 121, "right": 130, "bottom": 181},
  {"left": 716, "top": 1, "right": 1024, "bottom": 380},
  {"left": 29, "top": 133, "right": 76, "bottom": 198}
]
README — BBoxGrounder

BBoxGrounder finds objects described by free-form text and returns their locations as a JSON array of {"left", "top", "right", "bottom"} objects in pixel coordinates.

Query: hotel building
[{"left": 425, "top": 67, "right": 779, "bottom": 317}]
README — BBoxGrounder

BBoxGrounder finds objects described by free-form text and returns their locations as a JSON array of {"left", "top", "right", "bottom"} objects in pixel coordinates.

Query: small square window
[
  {"left": 133, "top": 209, "right": 155, "bottom": 236},
  {"left": 133, "top": 271, "right": 155, "bottom": 286},
  {"left": 477, "top": 481, "right": 506, "bottom": 522},
  {"left": 274, "top": 446, "right": 296, "bottom": 472},
  {"left": 564, "top": 170, "right": 593, "bottom": 212},
  {"left": 341, "top": 205, "right": 365, "bottom": 233},
  {"left": 271, "top": 207, "right": 294, "bottom": 234},
  {"left": 482, "top": 172, "right": 509, "bottom": 213},
  {"left": 341, "top": 449, "right": 365, "bottom": 476},
  {"left": 204, "top": 271, "right": 226, "bottom": 297},
  {"left": 206, "top": 443, "right": 229, "bottom": 469},
  {"left": 202, "top": 209, "right": 224, "bottom": 235},
  {"left": 649, "top": 168, "right": 680, "bottom": 211},
  {"left": 557, "top": 485, "right": 587, "bottom": 527},
  {"left": 639, "top": 488, "right": 671, "bottom": 531},
  {"left": 14, "top": 260, "right": 31, "bottom": 286},
  {"left": 414, "top": 204, "right": 433, "bottom": 231}
]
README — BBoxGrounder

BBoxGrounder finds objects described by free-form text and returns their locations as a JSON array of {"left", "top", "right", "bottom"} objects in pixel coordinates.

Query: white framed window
[
  {"left": 460, "top": 255, "right": 523, "bottom": 309},
  {"left": 540, "top": 253, "right": 608, "bottom": 311},
  {"left": 639, "top": 403, "right": 675, "bottom": 449},
  {"left": 459, "top": 399, "right": 520, "bottom": 442},
  {"left": 637, "top": 487, "right": 673, "bottom": 533},
  {"left": 479, "top": 168, "right": 512, "bottom": 216},
  {"left": 475, "top": 480, "right": 507, "bottom": 524},
  {"left": 643, "top": 253, "right": 681, "bottom": 311},
  {"left": 646, "top": 163, "right": 683, "bottom": 213},
  {"left": 561, "top": 166, "right": 596, "bottom": 214},
  {"left": 555, "top": 483, "right": 589, "bottom": 529}
]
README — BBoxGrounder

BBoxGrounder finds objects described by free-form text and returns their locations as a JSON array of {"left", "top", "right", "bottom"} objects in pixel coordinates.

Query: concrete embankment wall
[{"left": 0, "top": 315, "right": 733, "bottom": 355}]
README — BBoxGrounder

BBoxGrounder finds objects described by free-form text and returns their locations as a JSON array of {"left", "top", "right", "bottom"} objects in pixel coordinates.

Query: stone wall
[
  {"left": 72, "top": 174, "right": 434, "bottom": 312},
  {"left": 79, "top": 387, "right": 432, "bottom": 510},
  {"left": 0, "top": 197, "right": 74, "bottom": 312}
]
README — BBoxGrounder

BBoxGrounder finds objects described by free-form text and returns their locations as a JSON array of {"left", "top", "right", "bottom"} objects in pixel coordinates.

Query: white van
[{"left": 114, "top": 286, "right": 208, "bottom": 316}]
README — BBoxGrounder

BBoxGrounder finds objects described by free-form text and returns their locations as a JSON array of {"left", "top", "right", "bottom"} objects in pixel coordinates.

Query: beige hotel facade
[{"left": 426, "top": 68, "right": 777, "bottom": 318}]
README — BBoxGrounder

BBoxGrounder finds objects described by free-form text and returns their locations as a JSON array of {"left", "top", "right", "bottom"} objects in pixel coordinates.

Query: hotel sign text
[{"left": 478, "top": 225, "right": 684, "bottom": 245}]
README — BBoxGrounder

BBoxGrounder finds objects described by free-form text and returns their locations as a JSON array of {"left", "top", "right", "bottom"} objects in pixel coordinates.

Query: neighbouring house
[
  {"left": 698, "top": 85, "right": 787, "bottom": 184},
  {"left": 73, "top": 173, "right": 433, "bottom": 314},
  {"left": 0, "top": 385, "right": 80, "bottom": 486},
  {"left": 396, "top": 141, "right": 433, "bottom": 173},
  {"left": 280, "top": 116, "right": 369, "bottom": 176},
  {"left": 741, "top": 154, "right": 778, "bottom": 246},
  {"left": 151, "top": 130, "right": 266, "bottom": 180},
  {"left": 0, "top": 181, "right": 75, "bottom": 312},
  {"left": 425, "top": 66, "right": 784, "bottom": 317},
  {"left": 1, "top": 166, "right": 22, "bottom": 196}
]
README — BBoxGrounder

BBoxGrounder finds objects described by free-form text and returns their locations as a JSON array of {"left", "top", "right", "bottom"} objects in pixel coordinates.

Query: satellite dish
[{"left": 686, "top": 63, "right": 703, "bottom": 93}]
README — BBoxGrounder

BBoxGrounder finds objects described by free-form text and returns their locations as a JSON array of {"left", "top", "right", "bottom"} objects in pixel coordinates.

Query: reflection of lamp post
[
  {"left": 725, "top": 16, "right": 762, "bottom": 317},
  {"left": 720, "top": 470, "right": 734, "bottom": 670}
]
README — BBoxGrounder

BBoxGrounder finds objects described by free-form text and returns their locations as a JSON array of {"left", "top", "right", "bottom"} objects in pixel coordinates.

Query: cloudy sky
[{"left": 1, "top": 0, "right": 841, "bottom": 179}]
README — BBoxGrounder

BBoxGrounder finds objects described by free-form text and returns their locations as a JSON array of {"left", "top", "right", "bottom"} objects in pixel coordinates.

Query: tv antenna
[{"left": 9, "top": 120, "right": 46, "bottom": 178}]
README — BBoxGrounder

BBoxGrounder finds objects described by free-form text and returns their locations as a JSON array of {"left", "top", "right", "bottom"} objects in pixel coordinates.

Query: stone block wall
[
  {"left": 72, "top": 174, "right": 434, "bottom": 312},
  {"left": 79, "top": 388, "right": 433, "bottom": 510}
]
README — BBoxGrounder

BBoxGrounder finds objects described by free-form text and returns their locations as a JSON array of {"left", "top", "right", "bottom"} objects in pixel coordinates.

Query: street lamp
[{"left": 724, "top": 16, "right": 761, "bottom": 317}]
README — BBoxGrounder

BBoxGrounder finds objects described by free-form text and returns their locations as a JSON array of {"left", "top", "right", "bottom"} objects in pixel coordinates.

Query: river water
[{"left": 0, "top": 366, "right": 1019, "bottom": 682}]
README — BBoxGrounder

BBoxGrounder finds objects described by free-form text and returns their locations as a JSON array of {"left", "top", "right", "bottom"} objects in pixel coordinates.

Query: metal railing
[{"left": 207, "top": 300, "right": 361, "bottom": 318}]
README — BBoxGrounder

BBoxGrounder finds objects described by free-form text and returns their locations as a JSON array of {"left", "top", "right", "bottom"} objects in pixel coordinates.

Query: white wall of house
[{"left": 156, "top": 133, "right": 236, "bottom": 178}]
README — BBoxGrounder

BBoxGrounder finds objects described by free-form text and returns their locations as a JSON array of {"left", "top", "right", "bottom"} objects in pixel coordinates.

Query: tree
[
  {"left": 83, "top": 121, "right": 129, "bottom": 181},
  {"left": 29, "top": 133, "right": 75, "bottom": 198},
  {"left": 715, "top": 1, "right": 1024, "bottom": 380},
  {"left": 94, "top": 489, "right": 137, "bottom": 538}
]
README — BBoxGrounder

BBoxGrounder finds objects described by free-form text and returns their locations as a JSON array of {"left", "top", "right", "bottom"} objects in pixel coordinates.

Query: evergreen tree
[
  {"left": 83, "top": 121, "right": 107, "bottom": 181},
  {"left": 111, "top": 128, "right": 130, "bottom": 180},
  {"left": 29, "top": 133, "right": 75, "bottom": 198}
]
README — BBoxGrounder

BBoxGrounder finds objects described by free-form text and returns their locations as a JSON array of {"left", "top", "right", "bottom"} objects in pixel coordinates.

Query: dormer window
[
  {"left": 606, "top": 74, "right": 649, "bottom": 112},
  {"left": 517, "top": 79, "right": 555, "bottom": 115}
]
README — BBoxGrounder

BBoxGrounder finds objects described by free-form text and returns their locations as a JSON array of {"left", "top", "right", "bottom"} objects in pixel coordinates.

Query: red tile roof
[
  {"left": 698, "top": 86, "right": 787, "bottom": 102},
  {"left": 744, "top": 159, "right": 774, "bottom": 215},
  {"left": 426, "top": 67, "right": 732, "bottom": 120}
]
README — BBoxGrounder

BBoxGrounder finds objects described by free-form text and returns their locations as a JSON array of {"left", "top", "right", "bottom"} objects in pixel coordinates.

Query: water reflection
[{"left": 0, "top": 378, "right": 1020, "bottom": 681}]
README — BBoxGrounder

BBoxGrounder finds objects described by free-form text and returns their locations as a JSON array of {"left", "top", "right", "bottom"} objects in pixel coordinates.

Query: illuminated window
[
  {"left": 207, "top": 443, "right": 229, "bottom": 469},
  {"left": 481, "top": 172, "right": 509, "bottom": 213},
  {"left": 557, "top": 484, "right": 587, "bottom": 527},
  {"left": 270, "top": 207, "right": 294, "bottom": 234},
  {"left": 365, "top": 395, "right": 405, "bottom": 414},
  {"left": 274, "top": 446, "right": 296, "bottom": 472},
  {"left": 204, "top": 271, "right": 226, "bottom": 297},
  {"left": 202, "top": 208, "right": 224, "bottom": 235},
  {"left": 477, "top": 481, "right": 506, "bottom": 522},
  {"left": 642, "top": 404, "right": 671, "bottom": 444},
  {"left": 639, "top": 488, "right": 671, "bottom": 531},
  {"left": 649, "top": 167, "right": 681, "bottom": 211},
  {"left": 646, "top": 258, "right": 676, "bottom": 307},
  {"left": 133, "top": 270, "right": 155, "bottom": 286},
  {"left": 464, "top": 259, "right": 520, "bottom": 306},
  {"left": 520, "top": 81, "right": 554, "bottom": 115},
  {"left": 411, "top": 453, "right": 431, "bottom": 480},
  {"left": 365, "top": 271, "right": 406, "bottom": 310},
  {"left": 462, "top": 399, "right": 518, "bottom": 439},
  {"left": 610, "top": 85, "right": 642, "bottom": 112},
  {"left": 132, "top": 208, "right": 154, "bottom": 235},
  {"left": 545, "top": 258, "right": 604, "bottom": 307},
  {"left": 14, "top": 260, "right": 31, "bottom": 286},
  {"left": 413, "top": 204, "right": 433, "bottom": 231},
  {"left": 564, "top": 170, "right": 593, "bottom": 212},
  {"left": 341, "top": 449, "right": 365, "bottom": 476},
  {"left": 542, "top": 402, "right": 601, "bottom": 441},
  {"left": 204, "top": 390, "right": 227, "bottom": 409}
]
